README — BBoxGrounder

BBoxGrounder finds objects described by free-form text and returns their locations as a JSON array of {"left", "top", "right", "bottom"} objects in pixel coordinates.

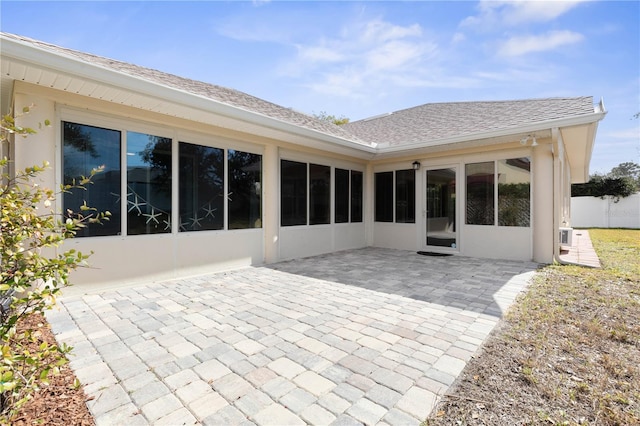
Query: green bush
[
  {"left": 571, "top": 175, "right": 637, "bottom": 200},
  {"left": 0, "top": 111, "right": 108, "bottom": 421}
]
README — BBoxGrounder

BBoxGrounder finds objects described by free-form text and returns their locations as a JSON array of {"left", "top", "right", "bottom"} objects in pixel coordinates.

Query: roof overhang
[
  {"left": 0, "top": 35, "right": 376, "bottom": 160},
  {"left": 0, "top": 34, "right": 606, "bottom": 167},
  {"left": 559, "top": 110, "right": 604, "bottom": 183},
  {"left": 372, "top": 105, "right": 605, "bottom": 163}
]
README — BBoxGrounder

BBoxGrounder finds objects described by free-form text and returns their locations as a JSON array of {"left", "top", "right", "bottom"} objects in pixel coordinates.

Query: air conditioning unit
[{"left": 559, "top": 227, "right": 573, "bottom": 248}]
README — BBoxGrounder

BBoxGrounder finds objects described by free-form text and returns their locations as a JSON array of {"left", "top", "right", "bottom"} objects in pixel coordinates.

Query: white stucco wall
[
  {"left": 12, "top": 88, "right": 369, "bottom": 289},
  {"left": 571, "top": 194, "right": 640, "bottom": 229},
  {"left": 370, "top": 149, "right": 542, "bottom": 261},
  {"left": 10, "top": 83, "right": 562, "bottom": 290},
  {"left": 279, "top": 223, "right": 366, "bottom": 260}
]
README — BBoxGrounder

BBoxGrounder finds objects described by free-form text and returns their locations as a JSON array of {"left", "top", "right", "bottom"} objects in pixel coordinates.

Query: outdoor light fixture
[
  {"left": 412, "top": 161, "right": 421, "bottom": 170},
  {"left": 520, "top": 135, "right": 538, "bottom": 147}
]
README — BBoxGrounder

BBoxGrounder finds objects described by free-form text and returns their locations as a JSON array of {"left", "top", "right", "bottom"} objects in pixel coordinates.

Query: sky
[{"left": 1, "top": 1, "right": 638, "bottom": 175}]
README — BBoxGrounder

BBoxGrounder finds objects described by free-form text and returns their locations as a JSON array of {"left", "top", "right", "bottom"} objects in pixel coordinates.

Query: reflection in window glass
[
  {"left": 127, "top": 131, "right": 172, "bottom": 235},
  {"left": 351, "top": 171, "right": 363, "bottom": 223},
  {"left": 375, "top": 172, "right": 393, "bottom": 222},
  {"left": 179, "top": 142, "right": 224, "bottom": 232},
  {"left": 281, "top": 160, "right": 307, "bottom": 226},
  {"left": 335, "top": 168, "right": 349, "bottom": 223},
  {"left": 498, "top": 158, "right": 531, "bottom": 227},
  {"left": 228, "top": 150, "right": 262, "bottom": 229},
  {"left": 395, "top": 169, "right": 415, "bottom": 223},
  {"left": 63, "top": 122, "right": 121, "bottom": 237},
  {"left": 309, "top": 164, "right": 330, "bottom": 225},
  {"left": 466, "top": 162, "right": 495, "bottom": 225}
]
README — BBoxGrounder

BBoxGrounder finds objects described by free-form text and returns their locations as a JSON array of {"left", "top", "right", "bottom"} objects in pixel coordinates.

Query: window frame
[
  {"left": 395, "top": 169, "right": 416, "bottom": 224},
  {"left": 465, "top": 157, "right": 532, "bottom": 228},
  {"left": 280, "top": 159, "right": 308, "bottom": 227},
  {"left": 334, "top": 168, "right": 350, "bottom": 224},
  {"left": 59, "top": 109, "right": 264, "bottom": 237},
  {"left": 374, "top": 171, "right": 394, "bottom": 222},
  {"left": 62, "top": 120, "right": 123, "bottom": 237}
]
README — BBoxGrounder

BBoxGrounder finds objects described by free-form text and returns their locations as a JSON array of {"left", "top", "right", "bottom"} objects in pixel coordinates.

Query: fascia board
[
  {"left": 1, "top": 35, "right": 376, "bottom": 157},
  {"left": 375, "top": 111, "right": 608, "bottom": 155},
  {"left": 1, "top": 35, "right": 607, "bottom": 161}
]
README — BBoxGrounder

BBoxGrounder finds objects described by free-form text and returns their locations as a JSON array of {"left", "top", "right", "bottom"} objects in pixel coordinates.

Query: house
[{"left": 0, "top": 32, "right": 607, "bottom": 288}]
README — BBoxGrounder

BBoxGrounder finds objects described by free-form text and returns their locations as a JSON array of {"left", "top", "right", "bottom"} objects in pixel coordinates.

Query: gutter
[
  {"left": 376, "top": 110, "right": 607, "bottom": 156},
  {"left": 1, "top": 33, "right": 607, "bottom": 161},
  {"left": 1, "top": 34, "right": 377, "bottom": 157},
  {"left": 551, "top": 128, "right": 583, "bottom": 267}
]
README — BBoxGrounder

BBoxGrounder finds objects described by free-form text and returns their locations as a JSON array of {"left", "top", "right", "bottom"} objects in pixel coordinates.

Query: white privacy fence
[{"left": 571, "top": 193, "right": 640, "bottom": 229}]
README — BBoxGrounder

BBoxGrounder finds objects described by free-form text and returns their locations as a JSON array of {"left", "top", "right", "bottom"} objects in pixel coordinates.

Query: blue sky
[{"left": 1, "top": 1, "right": 638, "bottom": 174}]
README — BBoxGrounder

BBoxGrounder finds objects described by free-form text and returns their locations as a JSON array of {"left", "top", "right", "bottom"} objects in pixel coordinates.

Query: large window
[
  {"left": 335, "top": 168, "right": 350, "bottom": 223},
  {"left": 498, "top": 158, "right": 531, "bottom": 227},
  {"left": 466, "top": 162, "right": 494, "bottom": 225},
  {"left": 375, "top": 172, "right": 394, "bottom": 222},
  {"left": 395, "top": 169, "right": 415, "bottom": 223},
  {"left": 63, "top": 122, "right": 121, "bottom": 237},
  {"left": 335, "top": 168, "right": 363, "bottom": 224},
  {"left": 351, "top": 171, "right": 363, "bottom": 223},
  {"left": 127, "top": 131, "right": 172, "bottom": 235},
  {"left": 62, "top": 120, "right": 263, "bottom": 236},
  {"left": 228, "top": 150, "right": 262, "bottom": 229},
  {"left": 375, "top": 170, "right": 415, "bottom": 223},
  {"left": 179, "top": 142, "right": 224, "bottom": 232},
  {"left": 281, "top": 160, "right": 307, "bottom": 226},
  {"left": 466, "top": 158, "right": 531, "bottom": 227},
  {"left": 309, "top": 164, "right": 330, "bottom": 225}
]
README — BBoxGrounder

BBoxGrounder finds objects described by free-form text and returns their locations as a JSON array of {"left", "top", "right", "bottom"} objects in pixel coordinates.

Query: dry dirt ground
[
  {"left": 6, "top": 229, "right": 639, "bottom": 425},
  {"left": 7, "top": 313, "right": 94, "bottom": 426},
  {"left": 424, "top": 229, "right": 640, "bottom": 425}
]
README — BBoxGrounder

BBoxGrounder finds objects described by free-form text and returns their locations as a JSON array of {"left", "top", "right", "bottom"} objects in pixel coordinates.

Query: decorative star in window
[
  {"left": 163, "top": 215, "right": 172, "bottom": 231},
  {"left": 127, "top": 194, "right": 146, "bottom": 215},
  {"left": 203, "top": 203, "right": 217, "bottom": 218},
  {"left": 179, "top": 216, "right": 189, "bottom": 231},
  {"left": 143, "top": 208, "right": 162, "bottom": 224},
  {"left": 190, "top": 213, "right": 202, "bottom": 228},
  {"left": 227, "top": 191, "right": 233, "bottom": 202},
  {"left": 110, "top": 192, "right": 122, "bottom": 204}
]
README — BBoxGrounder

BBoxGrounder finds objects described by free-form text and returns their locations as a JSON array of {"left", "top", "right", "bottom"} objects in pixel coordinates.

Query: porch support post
[
  {"left": 532, "top": 137, "right": 555, "bottom": 263},
  {"left": 365, "top": 162, "right": 375, "bottom": 246},
  {"left": 263, "top": 144, "right": 279, "bottom": 263}
]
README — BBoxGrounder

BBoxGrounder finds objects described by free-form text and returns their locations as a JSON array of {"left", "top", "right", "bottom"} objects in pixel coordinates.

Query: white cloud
[
  {"left": 462, "top": 0, "right": 590, "bottom": 29},
  {"left": 498, "top": 30, "right": 584, "bottom": 56},
  {"left": 360, "top": 20, "right": 422, "bottom": 43},
  {"left": 365, "top": 40, "right": 434, "bottom": 71},
  {"left": 451, "top": 32, "right": 466, "bottom": 44},
  {"left": 601, "top": 127, "right": 640, "bottom": 141},
  {"left": 297, "top": 45, "right": 345, "bottom": 63},
  {"left": 279, "top": 17, "right": 440, "bottom": 98}
]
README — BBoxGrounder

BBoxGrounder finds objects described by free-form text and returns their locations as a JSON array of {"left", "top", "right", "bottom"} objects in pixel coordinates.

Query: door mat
[{"left": 417, "top": 251, "right": 453, "bottom": 257}]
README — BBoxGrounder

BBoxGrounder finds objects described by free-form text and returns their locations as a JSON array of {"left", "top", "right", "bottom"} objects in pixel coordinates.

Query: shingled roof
[
  {"left": 343, "top": 97, "right": 597, "bottom": 146},
  {"left": 1, "top": 32, "right": 369, "bottom": 146},
  {"left": 2, "top": 32, "right": 601, "bottom": 151}
]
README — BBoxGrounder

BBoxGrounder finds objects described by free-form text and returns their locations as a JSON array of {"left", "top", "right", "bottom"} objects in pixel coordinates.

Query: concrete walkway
[
  {"left": 46, "top": 248, "right": 538, "bottom": 425},
  {"left": 558, "top": 229, "right": 602, "bottom": 268}
]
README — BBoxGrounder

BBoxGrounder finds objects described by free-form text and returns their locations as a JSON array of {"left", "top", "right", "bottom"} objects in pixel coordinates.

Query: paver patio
[{"left": 46, "top": 247, "right": 539, "bottom": 425}]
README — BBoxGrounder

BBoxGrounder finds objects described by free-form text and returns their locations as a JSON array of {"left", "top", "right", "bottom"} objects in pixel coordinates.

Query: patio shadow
[{"left": 267, "top": 247, "right": 540, "bottom": 318}]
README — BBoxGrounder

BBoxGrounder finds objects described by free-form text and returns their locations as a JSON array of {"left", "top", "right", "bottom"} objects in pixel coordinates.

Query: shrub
[
  {"left": 571, "top": 175, "right": 637, "bottom": 201},
  {"left": 0, "top": 110, "right": 108, "bottom": 421}
]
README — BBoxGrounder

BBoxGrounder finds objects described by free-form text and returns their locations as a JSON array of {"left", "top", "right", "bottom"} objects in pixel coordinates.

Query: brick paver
[{"left": 47, "top": 247, "right": 538, "bottom": 425}]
